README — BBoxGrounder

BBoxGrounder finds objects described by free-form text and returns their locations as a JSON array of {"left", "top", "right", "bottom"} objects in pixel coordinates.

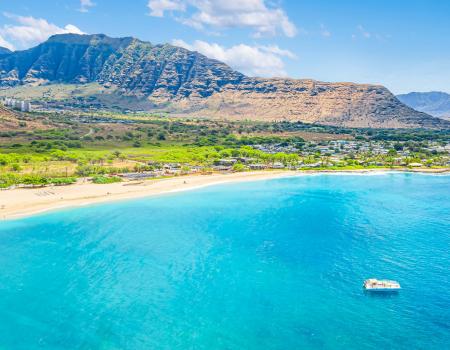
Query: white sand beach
[
  {"left": 0, "top": 171, "right": 297, "bottom": 220},
  {"left": 0, "top": 168, "right": 448, "bottom": 220}
]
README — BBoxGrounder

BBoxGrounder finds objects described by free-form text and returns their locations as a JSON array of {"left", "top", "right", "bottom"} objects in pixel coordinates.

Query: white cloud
[
  {"left": 259, "top": 44, "right": 297, "bottom": 59},
  {"left": 172, "top": 39, "right": 296, "bottom": 77},
  {"left": 0, "top": 13, "right": 85, "bottom": 50},
  {"left": 148, "top": 0, "right": 186, "bottom": 17},
  {"left": 149, "top": 0, "right": 297, "bottom": 38},
  {"left": 353, "top": 25, "right": 390, "bottom": 42},
  {"left": 79, "top": 0, "right": 96, "bottom": 13}
]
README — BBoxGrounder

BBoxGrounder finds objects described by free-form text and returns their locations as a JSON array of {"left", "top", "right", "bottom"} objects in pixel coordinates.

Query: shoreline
[{"left": 0, "top": 168, "right": 448, "bottom": 221}]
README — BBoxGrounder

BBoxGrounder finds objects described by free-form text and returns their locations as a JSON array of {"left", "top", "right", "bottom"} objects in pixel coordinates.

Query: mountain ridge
[
  {"left": 0, "top": 33, "right": 447, "bottom": 129},
  {"left": 0, "top": 34, "right": 244, "bottom": 96},
  {"left": 0, "top": 47, "right": 12, "bottom": 57}
]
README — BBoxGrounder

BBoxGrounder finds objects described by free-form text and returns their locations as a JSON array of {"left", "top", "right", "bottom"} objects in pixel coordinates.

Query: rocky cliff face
[
  {"left": 172, "top": 79, "right": 438, "bottom": 128},
  {"left": 0, "top": 35, "right": 136, "bottom": 86},
  {"left": 0, "top": 34, "right": 243, "bottom": 96},
  {"left": 0, "top": 33, "right": 446, "bottom": 128}
]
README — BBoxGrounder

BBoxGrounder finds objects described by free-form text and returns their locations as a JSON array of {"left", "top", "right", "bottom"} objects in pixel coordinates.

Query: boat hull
[
  {"left": 363, "top": 279, "right": 401, "bottom": 292},
  {"left": 364, "top": 288, "right": 400, "bottom": 292}
]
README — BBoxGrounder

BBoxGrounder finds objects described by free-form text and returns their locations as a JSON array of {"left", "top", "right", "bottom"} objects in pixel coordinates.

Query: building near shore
[
  {"left": 20, "top": 101, "right": 32, "bottom": 112},
  {"left": 2, "top": 98, "right": 32, "bottom": 112}
]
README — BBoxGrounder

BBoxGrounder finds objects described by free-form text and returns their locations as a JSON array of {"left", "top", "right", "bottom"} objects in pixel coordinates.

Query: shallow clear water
[{"left": 0, "top": 173, "right": 449, "bottom": 349}]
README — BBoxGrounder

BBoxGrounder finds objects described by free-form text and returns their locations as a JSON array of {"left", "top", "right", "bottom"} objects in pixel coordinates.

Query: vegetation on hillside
[{"left": 0, "top": 109, "right": 449, "bottom": 187}]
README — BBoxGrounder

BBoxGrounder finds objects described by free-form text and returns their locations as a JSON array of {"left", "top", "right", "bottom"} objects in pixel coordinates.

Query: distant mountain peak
[
  {"left": 397, "top": 91, "right": 450, "bottom": 120},
  {"left": 0, "top": 47, "right": 12, "bottom": 56}
]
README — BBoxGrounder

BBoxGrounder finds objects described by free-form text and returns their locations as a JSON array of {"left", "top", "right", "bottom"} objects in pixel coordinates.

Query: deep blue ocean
[{"left": 0, "top": 173, "right": 449, "bottom": 349}]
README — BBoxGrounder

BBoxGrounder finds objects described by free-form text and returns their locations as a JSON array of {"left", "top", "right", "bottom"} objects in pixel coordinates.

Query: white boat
[{"left": 363, "top": 278, "right": 401, "bottom": 292}]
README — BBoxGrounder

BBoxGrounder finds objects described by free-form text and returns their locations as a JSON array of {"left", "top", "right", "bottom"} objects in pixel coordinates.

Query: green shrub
[
  {"left": 92, "top": 175, "right": 122, "bottom": 184},
  {"left": 76, "top": 165, "right": 96, "bottom": 176},
  {"left": 232, "top": 162, "right": 245, "bottom": 172},
  {"left": 21, "top": 175, "right": 49, "bottom": 186},
  {"left": 0, "top": 174, "right": 18, "bottom": 188},
  {"left": 11, "top": 163, "right": 22, "bottom": 172},
  {"left": 50, "top": 177, "right": 77, "bottom": 186}
]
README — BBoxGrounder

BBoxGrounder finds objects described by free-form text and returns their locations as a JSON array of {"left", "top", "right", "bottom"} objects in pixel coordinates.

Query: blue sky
[{"left": 0, "top": 0, "right": 449, "bottom": 94}]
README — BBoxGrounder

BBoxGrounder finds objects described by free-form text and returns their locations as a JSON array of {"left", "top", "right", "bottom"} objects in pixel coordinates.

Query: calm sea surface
[{"left": 0, "top": 173, "right": 449, "bottom": 349}]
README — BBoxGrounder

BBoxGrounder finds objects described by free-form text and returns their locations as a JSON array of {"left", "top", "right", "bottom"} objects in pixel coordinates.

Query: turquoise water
[{"left": 0, "top": 173, "right": 449, "bottom": 349}]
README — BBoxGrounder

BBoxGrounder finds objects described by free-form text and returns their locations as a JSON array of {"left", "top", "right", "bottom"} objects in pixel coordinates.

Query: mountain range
[
  {"left": 0, "top": 33, "right": 447, "bottom": 129},
  {"left": 0, "top": 47, "right": 12, "bottom": 57},
  {"left": 397, "top": 91, "right": 450, "bottom": 121}
]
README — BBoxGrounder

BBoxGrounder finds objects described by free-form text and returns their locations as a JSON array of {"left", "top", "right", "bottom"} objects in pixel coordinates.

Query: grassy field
[{"left": 0, "top": 107, "right": 449, "bottom": 187}]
